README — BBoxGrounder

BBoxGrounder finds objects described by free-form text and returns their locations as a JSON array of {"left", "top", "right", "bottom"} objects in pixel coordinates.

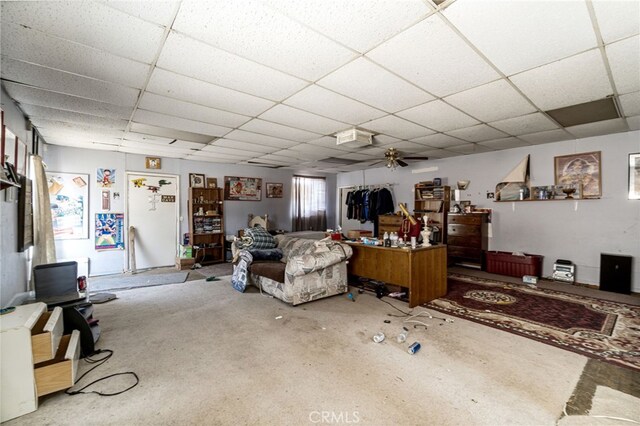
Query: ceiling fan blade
[
  {"left": 403, "top": 156, "right": 429, "bottom": 160},
  {"left": 397, "top": 159, "right": 409, "bottom": 167}
]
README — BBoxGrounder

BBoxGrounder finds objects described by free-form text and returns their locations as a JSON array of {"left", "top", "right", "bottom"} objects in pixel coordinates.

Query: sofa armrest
[{"left": 286, "top": 243, "right": 352, "bottom": 277}]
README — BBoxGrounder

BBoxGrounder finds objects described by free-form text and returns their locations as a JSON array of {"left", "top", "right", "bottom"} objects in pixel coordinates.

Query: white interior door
[{"left": 126, "top": 173, "right": 179, "bottom": 270}]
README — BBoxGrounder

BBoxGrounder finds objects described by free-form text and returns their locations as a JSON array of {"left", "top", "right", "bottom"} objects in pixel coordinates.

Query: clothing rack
[{"left": 340, "top": 183, "right": 396, "bottom": 190}]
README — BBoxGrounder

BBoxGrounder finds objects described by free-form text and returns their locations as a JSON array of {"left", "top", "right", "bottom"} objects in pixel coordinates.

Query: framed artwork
[
  {"left": 102, "top": 190, "right": 111, "bottom": 210},
  {"left": 206, "top": 177, "right": 217, "bottom": 188},
  {"left": 189, "top": 173, "right": 205, "bottom": 188},
  {"left": 47, "top": 171, "right": 90, "bottom": 239},
  {"left": 224, "top": 176, "right": 262, "bottom": 201},
  {"left": 17, "top": 175, "right": 33, "bottom": 252},
  {"left": 266, "top": 182, "right": 283, "bottom": 198},
  {"left": 95, "top": 213, "right": 125, "bottom": 250},
  {"left": 629, "top": 153, "right": 640, "bottom": 200},
  {"left": 145, "top": 157, "right": 161, "bottom": 169},
  {"left": 97, "top": 168, "right": 115, "bottom": 188},
  {"left": 554, "top": 151, "right": 601, "bottom": 198}
]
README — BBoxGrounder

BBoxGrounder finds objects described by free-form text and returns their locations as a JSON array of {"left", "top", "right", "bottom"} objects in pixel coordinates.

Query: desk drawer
[
  {"left": 448, "top": 224, "right": 481, "bottom": 237},
  {"left": 31, "top": 307, "right": 63, "bottom": 364},
  {"left": 448, "top": 214, "right": 483, "bottom": 225},
  {"left": 377, "top": 215, "right": 403, "bottom": 225},
  {"left": 34, "top": 330, "right": 80, "bottom": 397}
]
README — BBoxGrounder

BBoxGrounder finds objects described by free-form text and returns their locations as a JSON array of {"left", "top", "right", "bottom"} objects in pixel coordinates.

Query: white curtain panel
[{"left": 30, "top": 155, "right": 56, "bottom": 288}]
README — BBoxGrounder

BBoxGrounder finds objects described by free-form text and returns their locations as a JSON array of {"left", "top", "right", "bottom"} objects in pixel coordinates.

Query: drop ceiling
[{"left": 1, "top": 0, "right": 638, "bottom": 173}]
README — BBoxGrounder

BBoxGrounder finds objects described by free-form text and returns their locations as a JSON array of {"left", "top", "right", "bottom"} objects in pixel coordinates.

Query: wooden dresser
[
  {"left": 447, "top": 213, "right": 489, "bottom": 269},
  {"left": 377, "top": 214, "right": 403, "bottom": 237}
]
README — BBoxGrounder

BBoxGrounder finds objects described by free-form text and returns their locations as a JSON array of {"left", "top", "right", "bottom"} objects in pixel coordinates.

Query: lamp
[{"left": 386, "top": 157, "right": 399, "bottom": 171}]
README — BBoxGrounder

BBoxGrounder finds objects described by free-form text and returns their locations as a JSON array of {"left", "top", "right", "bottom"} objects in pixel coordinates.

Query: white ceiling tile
[
  {"left": 146, "top": 68, "right": 274, "bottom": 116},
  {"left": 387, "top": 141, "right": 429, "bottom": 154},
  {"left": 510, "top": 50, "right": 612, "bottom": 111},
  {"left": 258, "top": 105, "right": 349, "bottom": 134},
  {"left": 3, "top": 82, "right": 132, "bottom": 120},
  {"left": 222, "top": 130, "right": 299, "bottom": 148},
  {"left": 260, "top": 153, "right": 301, "bottom": 163},
  {"left": 0, "top": 57, "right": 140, "bottom": 106},
  {"left": 444, "top": 79, "right": 536, "bottom": 122},
  {"left": 356, "top": 147, "right": 387, "bottom": 157},
  {"left": 317, "top": 57, "right": 434, "bottom": 112},
  {"left": 119, "top": 144, "right": 195, "bottom": 156},
  {"left": 138, "top": 92, "right": 250, "bottom": 128},
  {"left": 239, "top": 119, "right": 322, "bottom": 141},
  {"left": 478, "top": 137, "right": 530, "bottom": 150},
  {"left": 592, "top": 0, "right": 640, "bottom": 44},
  {"left": 620, "top": 92, "right": 640, "bottom": 117},
  {"left": 306, "top": 136, "right": 361, "bottom": 152},
  {"left": 157, "top": 32, "right": 307, "bottom": 101},
  {"left": 373, "top": 135, "right": 402, "bottom": 145},
  {"left": 565, "top": 118, "right": 629, "bottom": 139},
  {"left": 213, "top": 139, "right": 278, "bottom": 154},
  {"left": 606, "top": 36, "right": 640, "bottom": 95},
  {"left": 489, "top": 113, "right": 559, "bottom": 136},
  {"left": 100, "top": 1, "right": 179, "bottom": 27},
  {"left": 266, "top": 0, "right": 431, "bottom": 53},
  {"left": 45, "top": 138, "right": 117, "bottom": 151},
  {"left": 276, "top": 148, "right": 327, "bottom": 161},
  {"left": 289, "top": 144, "right": 344, "bottom": 157},
  {"left": 339, "top": 152, "right": 378, "bottom": 161},
  {"left": 190, "top": 149, "right": 249, "bottom": 160},
  {"left": 124, "top": 133, "right": 204, "bottom": 150},
  {"left": 284, "top": 85, "right": 386, "bottom": 123},
  {"left": 120, "top": 139, "right": 195, "bottom": 155},
  {"left": 172, "top": 0, "right": 356, "bottom": 81},
  {"left": 519, "top": 129, "right": 574, "bottom": 145},
  {"left": 34, "top": 118, "right": 126, "bottom": 138},
  {"left": 443, "top": 0, "right": 597, "bottom": 75},
  {"left": 397, "top": 100, "right": 479, "bottom": 132},
  {"left": 360, "top": 115, "right": 434, "bottom": 140},
  {"left": 129, "top": 122, "right": 215, "bottom": 143},
  {"left": 1, "top": 22, "right": 150, "bottom": 88},
  {"left": 446, "top": 143, "right": 493, "bottom": 155},
  {"left": 627, "top": 116, "right": 640, "bottom": 130},
  {"left": 413, "top": 148, "right": 460, "bottom": 159},
  {"left": 201, "top": 145, "right": 255, "bottom": 158},
  {"left": 39, "top": 128, "right": 123, "bottom": 145},
  {"left": 367, "top": 15, "right": 500, "bottom": 97},
  {"left": 186, "top": 154, "right": 240, "bottom": 164},
  {"left": 1, "top": 1, "right": 165, "bottom": 63},
  {"left": 445, "top": 124, "right": 508, "bottom": 143},
  {"left": 411, "top": 133, "right": 466, "bottom": 149},
  {"left": 21, "top": 104, "right": 128, "bottom": 129},
  {"left": 133, "top": 110, "right": 232, "bottom": 137}
]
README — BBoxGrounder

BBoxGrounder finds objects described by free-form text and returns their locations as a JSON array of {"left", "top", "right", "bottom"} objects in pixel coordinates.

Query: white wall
[
  {"left": 0, "top": 87, "right": 32, "bottom": 307},
  {"left": 336, "top": 131, "right": 640, "bottom": 292},
  {"left": 42, "top": 144, "right": 336, "bottom": 276}
]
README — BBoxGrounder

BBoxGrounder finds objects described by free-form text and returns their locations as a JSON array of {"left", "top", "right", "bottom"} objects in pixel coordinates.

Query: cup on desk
[{"left": 411, "top": 236, "right": 417, "bottom": 249}]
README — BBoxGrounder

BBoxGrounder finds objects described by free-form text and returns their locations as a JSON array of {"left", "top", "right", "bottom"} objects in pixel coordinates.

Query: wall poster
[
  {"left": 95, "top": 213, "right": 125, "bottom": 250},
  {"left": 224, "top": 176, "right": 262, "bottom": 201},
  {"left": 47, "top": 171, "right": 89, "bottom": 239}
]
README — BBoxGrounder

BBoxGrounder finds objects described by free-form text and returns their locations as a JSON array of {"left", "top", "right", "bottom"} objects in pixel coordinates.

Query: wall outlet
[{"left": 487, "top": 192, "right": 495, "bottom": 199}]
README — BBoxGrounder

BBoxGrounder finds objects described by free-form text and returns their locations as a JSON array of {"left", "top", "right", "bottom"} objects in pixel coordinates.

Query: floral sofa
[{"left": 239, "top": 235, "right": 353, "bottom": 305}]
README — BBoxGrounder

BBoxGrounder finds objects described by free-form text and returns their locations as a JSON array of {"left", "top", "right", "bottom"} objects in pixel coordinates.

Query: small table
[{"left": 345, "top": 243, "right": 448, "bottom": 307}]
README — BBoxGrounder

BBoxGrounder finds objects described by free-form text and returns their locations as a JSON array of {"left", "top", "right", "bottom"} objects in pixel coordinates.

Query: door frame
[{"left": 124, "top": 171, "right": 180, "bottom": 272}]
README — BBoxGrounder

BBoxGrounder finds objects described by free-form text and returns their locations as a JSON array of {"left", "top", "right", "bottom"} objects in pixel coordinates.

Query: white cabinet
[{"left": 0, "top": 302, "right": 80, "bottom": 422}]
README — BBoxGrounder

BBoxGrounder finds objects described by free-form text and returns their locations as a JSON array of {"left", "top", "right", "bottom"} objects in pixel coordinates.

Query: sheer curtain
[
  {"left": 291, "top": 175, "right": 327, "bottom": 231},
  {"left": 30, "top": 155, "right": 56, "bottom": 289}
]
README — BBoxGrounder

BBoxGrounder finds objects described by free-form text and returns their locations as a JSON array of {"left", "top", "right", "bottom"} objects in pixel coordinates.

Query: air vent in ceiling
[
  {"left": 545, "top": 97, "right": 620, "bottom": 128},
  {"left": 335, "top": 128, "right": 374, "bottom": 146}
]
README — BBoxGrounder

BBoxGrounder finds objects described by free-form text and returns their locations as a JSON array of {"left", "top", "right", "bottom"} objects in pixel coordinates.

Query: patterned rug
[{"left": 427, "top": 273, "right": 640, "bottom": 371}]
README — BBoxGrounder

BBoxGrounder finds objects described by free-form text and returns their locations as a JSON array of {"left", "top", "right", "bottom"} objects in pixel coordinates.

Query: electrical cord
[
  {"left": 562, "top": 402, "right": 639, "bottom": 424},
  {"left": 65, "top": 349, "right": 139, "bottom": 397}
]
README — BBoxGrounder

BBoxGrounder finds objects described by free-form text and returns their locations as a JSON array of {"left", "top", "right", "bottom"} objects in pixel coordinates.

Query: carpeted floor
[
  {"left": 88, "top": 271, "right": 189, "bottom": 291},
  {"left": 5, "top": 276, "right": 609, "bottom": 425},
  {"left": 427, "top": 273, "right": 640, "bottom": 371}
]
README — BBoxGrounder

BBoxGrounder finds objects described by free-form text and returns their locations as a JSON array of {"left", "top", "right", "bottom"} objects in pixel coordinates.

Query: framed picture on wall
[
  {"left": 266, "top": 182, "right": 283, "bottom": 198},
  {"left": 206, "top": 177, "right": 217, "bottom": 188},
  {"left": 629, "top": 153, "right": 640, "bottom": 200},
  {"left": 145, "top": 157, "right": 161, "bottom": 169},
  {"left": 189, "top": 173, "right": 205, "bottom": 188},
  {"left": 224, "top": 176, "right": 262, "bottom": 201},
  {"left": 554, "top": 151, "right": 601, "bottom": 198}
]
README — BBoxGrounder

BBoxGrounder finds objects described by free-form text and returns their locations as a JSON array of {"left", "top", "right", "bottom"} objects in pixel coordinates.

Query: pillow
[
  {"left": 244, "top": 226, "right": 276, "bottom": 250},
  {"left": 248, "top": 248, "right": 283, "bottom": 261}
]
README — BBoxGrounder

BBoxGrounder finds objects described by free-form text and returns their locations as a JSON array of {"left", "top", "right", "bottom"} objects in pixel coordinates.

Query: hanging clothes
[{"left": 376, "top": 187, "right": 394, "bottom": 215}]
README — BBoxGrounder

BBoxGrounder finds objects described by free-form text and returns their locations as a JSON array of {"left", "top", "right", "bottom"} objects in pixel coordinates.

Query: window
[{"left": 291, "top": 175, "right": 326, "bottom": 231}]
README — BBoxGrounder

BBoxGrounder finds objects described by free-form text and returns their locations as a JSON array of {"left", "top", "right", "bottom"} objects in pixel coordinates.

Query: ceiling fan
[{"left": 376, "top": 147, "right": 429, "bottom": 169}]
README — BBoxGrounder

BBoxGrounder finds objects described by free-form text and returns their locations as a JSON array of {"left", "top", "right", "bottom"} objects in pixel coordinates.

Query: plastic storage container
[{"left": 485, "top": 251, "right": 543, "bottom": 278}]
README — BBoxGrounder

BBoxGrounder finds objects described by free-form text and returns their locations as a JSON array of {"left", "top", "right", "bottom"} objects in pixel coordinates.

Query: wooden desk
[{"left": 346, "top": 243, "right": 447, "bottom": 308}]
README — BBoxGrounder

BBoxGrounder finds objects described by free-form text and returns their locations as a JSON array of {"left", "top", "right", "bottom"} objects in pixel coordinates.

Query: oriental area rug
[{"left": 426, "top": 273, "right": 640, "bottom": 371}]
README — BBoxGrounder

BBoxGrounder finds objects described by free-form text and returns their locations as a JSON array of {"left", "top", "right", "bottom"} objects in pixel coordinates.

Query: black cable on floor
[{"left": 65, "top": 349, "right": 139, "bottom": 397}]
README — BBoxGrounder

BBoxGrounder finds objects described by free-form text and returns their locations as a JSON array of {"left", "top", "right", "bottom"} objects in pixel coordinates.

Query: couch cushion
[
  {"left": 249, "top": 261, "right": 286, "bottom": 283},
  {"left": 276, "top": 237, "right": 319, "bottom": 263}
]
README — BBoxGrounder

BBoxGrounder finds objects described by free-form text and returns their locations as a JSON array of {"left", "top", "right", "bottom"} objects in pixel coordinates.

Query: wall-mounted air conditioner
[{"left": 335, "top": 128, "right": 374, "bottom": 146}]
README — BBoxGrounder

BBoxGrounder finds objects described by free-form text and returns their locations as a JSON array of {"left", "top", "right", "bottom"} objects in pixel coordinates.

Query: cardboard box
[
  {"left": 179, "top": 244, "right": 192, "bottom": 258},
  {"left": 175, "top": 257, "right": 195, "bottom": 271}
]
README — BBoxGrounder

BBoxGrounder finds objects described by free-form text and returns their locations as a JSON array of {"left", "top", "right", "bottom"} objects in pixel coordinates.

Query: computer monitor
[{"left": 33, "top": 261, "right": 84, "bottom": 305}]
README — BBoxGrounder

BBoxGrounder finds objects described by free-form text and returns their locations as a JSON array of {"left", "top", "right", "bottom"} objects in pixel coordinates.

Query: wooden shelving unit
[
  {"left": 188, "top": 187, "right": 225, "bottom": 264},
  {"left": 414, "top": 183, "right": 450, "bottom": 244}
]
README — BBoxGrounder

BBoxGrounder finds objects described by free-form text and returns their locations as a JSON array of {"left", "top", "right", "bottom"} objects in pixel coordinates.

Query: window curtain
[
  {"left": 30, "top": 155, "right": 56, "bottom": 289},
  {"left": 291, "top": 176, "right": 327, "bottom": 232}
]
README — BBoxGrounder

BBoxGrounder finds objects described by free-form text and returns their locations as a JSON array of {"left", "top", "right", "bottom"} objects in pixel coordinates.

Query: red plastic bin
[{"left": 485, "top": 251, "right": 543, "bottom": 278}]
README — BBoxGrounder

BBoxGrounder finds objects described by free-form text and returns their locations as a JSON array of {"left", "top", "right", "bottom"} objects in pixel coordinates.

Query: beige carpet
[{"left": 10, "top": 277, "right": 634, "bottom": 425}]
